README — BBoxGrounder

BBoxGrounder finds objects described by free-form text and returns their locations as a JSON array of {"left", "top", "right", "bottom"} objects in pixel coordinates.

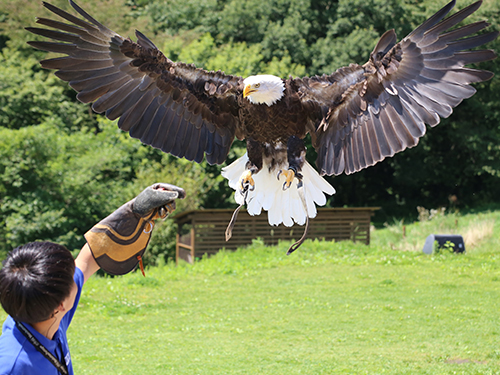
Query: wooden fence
[{"left": 173, "top": 207, "right": 379, "bottom": 264}]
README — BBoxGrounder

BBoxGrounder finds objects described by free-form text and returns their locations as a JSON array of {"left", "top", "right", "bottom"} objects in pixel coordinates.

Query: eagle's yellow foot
[
  {"left": 239, "top": 170, "right": 255, "bottom": 193},
  {"left": 165, "top": 202, "right": 176, "bottom": 214},
  {"left": 278, "top": 169, "right": 296, "bottom": 191}
]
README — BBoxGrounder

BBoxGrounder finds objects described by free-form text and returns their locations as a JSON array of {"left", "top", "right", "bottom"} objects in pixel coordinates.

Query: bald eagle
[{"left": 27, "top": 1, "right": 497, "bottom": 253}]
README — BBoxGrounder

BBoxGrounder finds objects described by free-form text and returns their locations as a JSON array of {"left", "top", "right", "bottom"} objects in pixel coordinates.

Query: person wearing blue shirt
[{"left": 0, "top": 183, "right": 185, "bottom": 374}]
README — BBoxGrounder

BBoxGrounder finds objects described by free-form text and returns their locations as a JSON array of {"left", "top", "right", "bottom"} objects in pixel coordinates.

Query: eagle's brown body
[{"left": 237, "top": 83, "right": 316, "bottom": 144}]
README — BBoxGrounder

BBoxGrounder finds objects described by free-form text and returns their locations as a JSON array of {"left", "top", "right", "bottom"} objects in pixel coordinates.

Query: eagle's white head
[{"left": 243, "top": 75, "right": 285, "bottom": 106}]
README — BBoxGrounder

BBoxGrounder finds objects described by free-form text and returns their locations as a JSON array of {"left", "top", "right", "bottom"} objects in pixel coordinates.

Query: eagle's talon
[
  {"left": 165, "top": 202, "right": 176, "bottom": 214},
  {"left": 239, "top": 170, "right": 255, "bottom": 194},
  {"left": 158, "top": 202, "right": 176, "bottom": 219},
  {"left": 278, "top": 169, "right": 296, "bottom": 191}
]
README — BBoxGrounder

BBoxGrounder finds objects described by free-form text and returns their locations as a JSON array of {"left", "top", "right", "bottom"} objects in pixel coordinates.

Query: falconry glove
[{"left": 85, "top": 183, "right": 185, "bottom": 275}]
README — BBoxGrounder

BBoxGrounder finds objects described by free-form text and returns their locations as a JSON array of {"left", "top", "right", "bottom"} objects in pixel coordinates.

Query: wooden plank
[
  {"left": 191, "top": 217, "right": 370, "bottom": 229},
  {"left": 194, "top": 231, "right": 369, "bottom": 242}
]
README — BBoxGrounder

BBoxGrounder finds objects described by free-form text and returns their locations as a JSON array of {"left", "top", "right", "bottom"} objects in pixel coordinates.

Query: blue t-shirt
[{"left": 0, "top": 267, "right": 84, "bottom": 375}]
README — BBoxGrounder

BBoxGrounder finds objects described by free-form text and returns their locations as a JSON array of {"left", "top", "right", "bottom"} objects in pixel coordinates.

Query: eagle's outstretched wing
[
  {"left": 27, "top": 0, "right": 243, "bottom": 164},
  {"left": 294, "top": 0, "right": 497, "bottom": 176}
]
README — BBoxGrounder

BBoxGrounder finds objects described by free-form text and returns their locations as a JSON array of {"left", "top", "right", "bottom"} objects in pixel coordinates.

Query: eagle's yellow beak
[{"left": 243, "top": 84, "right": 257, "bottom": 98}]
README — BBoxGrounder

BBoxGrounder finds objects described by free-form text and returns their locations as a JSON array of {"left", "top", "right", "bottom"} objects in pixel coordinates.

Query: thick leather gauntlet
[{"left": 85, "top": 183, "right": 185, "bottom": 275}]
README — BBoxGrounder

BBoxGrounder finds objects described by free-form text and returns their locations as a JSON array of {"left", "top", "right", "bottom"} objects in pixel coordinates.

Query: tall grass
[{"left": 371, "top": 210, "right": 498, "bottom": 253}]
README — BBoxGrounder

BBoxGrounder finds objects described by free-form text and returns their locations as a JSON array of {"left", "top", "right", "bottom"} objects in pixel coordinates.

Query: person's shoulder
[
  {"left": 0, "top": 349, "right": 20, "bottom": 375},
  {"left": 0, "top": 348, "right": 42, "bottom": 375},
  {"left": 0, "top": 317, "right": 23, "bottom": 350},
  {"left": 0, "top": 320, "right": 25, "bottom": 375},
  {"left": 0, "top": 320, "right": 55, "bottom": 375}
]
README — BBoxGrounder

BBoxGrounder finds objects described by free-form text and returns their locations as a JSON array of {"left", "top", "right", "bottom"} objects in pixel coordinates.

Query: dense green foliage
[{"left": 0, "top": 0, "right": 499, "bottom": 262}]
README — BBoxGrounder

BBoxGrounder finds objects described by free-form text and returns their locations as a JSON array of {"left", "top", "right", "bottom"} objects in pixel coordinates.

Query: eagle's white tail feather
[{"left": 222, "top": 153, "right": 336, "bottom": 227}]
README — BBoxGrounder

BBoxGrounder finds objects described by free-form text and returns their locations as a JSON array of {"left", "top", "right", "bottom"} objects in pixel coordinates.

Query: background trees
[{"left": 0, "top": 0, "right": 498, "bottom": 262}]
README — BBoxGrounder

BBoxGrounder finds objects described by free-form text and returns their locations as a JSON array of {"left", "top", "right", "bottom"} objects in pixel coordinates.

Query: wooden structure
[{"left": 174, "top": 207, "right": 379, "bottom": 264}]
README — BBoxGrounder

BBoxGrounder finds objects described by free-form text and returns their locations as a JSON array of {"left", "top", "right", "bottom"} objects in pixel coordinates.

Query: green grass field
[{"left": 2, "top": 210, "right": 499, "bottom": 374}]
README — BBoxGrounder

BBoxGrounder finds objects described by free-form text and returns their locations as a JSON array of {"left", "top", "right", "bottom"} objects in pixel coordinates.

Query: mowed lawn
[{"left": 2, "top": 211, "right": 499, "bottom": 374}]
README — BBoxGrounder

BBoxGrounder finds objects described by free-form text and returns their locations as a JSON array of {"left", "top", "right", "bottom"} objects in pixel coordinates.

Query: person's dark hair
[{"left": 0, "top": 241, "right": 75, "bottom": 324}]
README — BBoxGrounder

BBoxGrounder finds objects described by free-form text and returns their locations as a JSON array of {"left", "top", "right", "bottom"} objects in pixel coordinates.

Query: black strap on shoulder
[{"left": 15, "top": 320, "right": 69, "bottom": 375}]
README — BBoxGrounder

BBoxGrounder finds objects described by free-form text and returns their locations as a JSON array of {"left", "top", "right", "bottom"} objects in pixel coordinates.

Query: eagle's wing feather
[
  {"left": 27, "top": 0, "right": 243, "bottom": 165},
  {"left": 294, "top": 0, "right": 497, "bottom": 176}
]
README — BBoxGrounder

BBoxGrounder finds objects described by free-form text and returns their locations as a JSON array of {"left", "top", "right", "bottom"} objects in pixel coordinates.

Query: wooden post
[
  {"left": 190, "top": 227, "right": 195, "bottom": 263},
  {"left": 176, "top": 233, "right": 179, "bottom": 266}
]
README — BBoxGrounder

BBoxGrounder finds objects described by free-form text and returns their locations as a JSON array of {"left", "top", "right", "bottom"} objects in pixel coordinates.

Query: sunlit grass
[{"left": 1, "top": 210, "right": 499, "bottom": 374}]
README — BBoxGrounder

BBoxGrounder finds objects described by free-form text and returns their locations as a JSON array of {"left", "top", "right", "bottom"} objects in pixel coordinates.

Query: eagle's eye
[{"left": 255, "top": 83, "right": 260, "bottom": 88}]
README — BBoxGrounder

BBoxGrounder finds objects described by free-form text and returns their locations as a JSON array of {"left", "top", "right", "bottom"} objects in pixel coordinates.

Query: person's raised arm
[{"left": 75, "top": 243, "right": 100, "bottom": 284}]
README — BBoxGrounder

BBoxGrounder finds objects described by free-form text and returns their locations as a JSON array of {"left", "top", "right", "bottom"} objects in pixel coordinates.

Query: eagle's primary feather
[{"left": 27, "top": 0, "right": 497, "bottom": 250}]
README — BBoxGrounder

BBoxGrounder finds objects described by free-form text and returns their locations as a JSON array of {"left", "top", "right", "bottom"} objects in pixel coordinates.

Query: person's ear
[{"left": 55, "top": 303, "right": 66, "bottom": 315}]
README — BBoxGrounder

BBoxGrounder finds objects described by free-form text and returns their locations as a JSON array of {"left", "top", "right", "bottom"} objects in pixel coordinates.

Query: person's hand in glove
[{"left": 84, "top": 183, "right": 185, "bottom": 276}]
